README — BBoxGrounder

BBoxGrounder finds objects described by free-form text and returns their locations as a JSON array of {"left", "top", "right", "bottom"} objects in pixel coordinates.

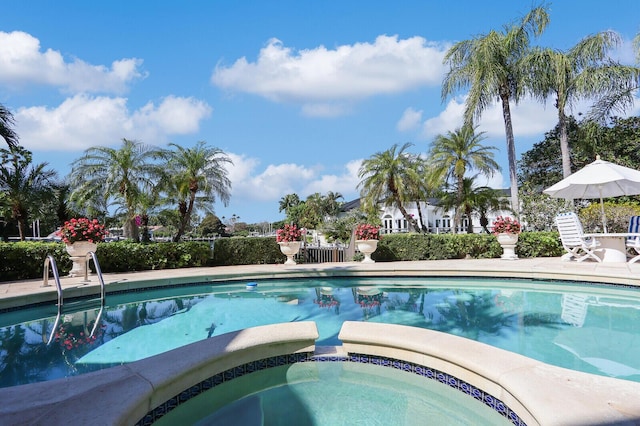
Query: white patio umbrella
[{"left": 543, "top": 155, "right": 640, "bottom": 232}]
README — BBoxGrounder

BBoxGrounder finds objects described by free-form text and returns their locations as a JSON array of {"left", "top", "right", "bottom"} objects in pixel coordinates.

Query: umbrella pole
[{"left": 599, "top": 186, "right": 607, "bottom": 233}]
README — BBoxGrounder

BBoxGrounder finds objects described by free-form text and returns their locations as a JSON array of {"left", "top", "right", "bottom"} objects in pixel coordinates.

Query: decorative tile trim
[
  {"left": 135, "top": 351, "right": 526, "bottom": 426},
  {"left": 135, "top": 352, "right": 313, "bottom": 426},
  {"left": 348, "top": 353, "right": 527, "bottom": 426}
]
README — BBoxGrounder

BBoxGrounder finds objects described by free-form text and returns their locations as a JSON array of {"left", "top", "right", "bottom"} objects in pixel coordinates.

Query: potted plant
[
  {"left": 276, "top": 224, "right": 304, "bottom": 265},
  {"left": 354, "top": 223, "right": 380, "bottom": 263},
  {"left": 56, "top": 218, "right": 108, "bottom": 277},
  {"left": 492, "top": 216, "right": 521, "bottom": 260}
]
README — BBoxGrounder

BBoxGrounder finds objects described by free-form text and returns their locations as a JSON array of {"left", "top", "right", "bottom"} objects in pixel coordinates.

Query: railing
[
  {"left": 42, "top": 252, "right": 106, "bottom": 344},
  {"left": 299, "top": 245, "right": 346, "bottom": 263}
]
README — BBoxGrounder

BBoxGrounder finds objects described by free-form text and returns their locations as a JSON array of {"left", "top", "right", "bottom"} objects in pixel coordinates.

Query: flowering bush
[
  {"left": 276, "top": 223, "right": 303, "bottom": 242},
  {"left": 492, "top": 216, "right": 521, "bottom": 235},
  {"left": 56, "top": 218, "right": 108, "bottom": 244},
  {"left": 355, "top": 223, "right": 380, "bottom": 240}
]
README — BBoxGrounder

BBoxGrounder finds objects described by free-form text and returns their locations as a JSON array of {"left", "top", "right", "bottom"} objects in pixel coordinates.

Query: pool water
[
  {"left": 153, "top": 361, "right": 512, "bottom": 426},
  {"left": 0, "top": 276, "right": 639, "bottom": 388}
]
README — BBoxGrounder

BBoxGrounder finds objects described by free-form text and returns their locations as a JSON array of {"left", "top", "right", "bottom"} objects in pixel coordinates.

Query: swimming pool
[{"left": 1, "top": 276, "right": 639, "bottom": 388}]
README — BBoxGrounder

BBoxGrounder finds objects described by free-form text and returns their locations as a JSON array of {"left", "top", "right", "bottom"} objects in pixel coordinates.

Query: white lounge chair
[
  {"left": 555, "top": 212, "right": 602, "bottom": 262},
  {"left": 626, "top": 216, "right": 640, "bottom": 264}
]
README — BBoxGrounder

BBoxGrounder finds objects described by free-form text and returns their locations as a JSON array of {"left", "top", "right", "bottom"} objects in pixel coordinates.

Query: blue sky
[{"left": 1, "top": 1, "right": 639, "bottom": 224}]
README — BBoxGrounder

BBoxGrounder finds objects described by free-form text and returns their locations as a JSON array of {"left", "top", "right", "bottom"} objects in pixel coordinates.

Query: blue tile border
[
  {"left": 135, "top": 351, "right": 313, "bottom": 426},
  {"left": 136, "top": 351, "right": 526, "bottom": 425},
  {"left": 347, "top": 353, "right": 527, "bottom": 426}
]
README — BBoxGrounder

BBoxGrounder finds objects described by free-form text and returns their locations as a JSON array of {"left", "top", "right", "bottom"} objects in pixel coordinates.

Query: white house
[{"left": 342, "top": 194, "right": 514, "bottom": 235}]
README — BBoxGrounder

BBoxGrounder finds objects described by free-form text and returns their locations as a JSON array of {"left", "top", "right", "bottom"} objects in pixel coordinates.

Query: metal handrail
[
  {"left": 85, "top": 251, "right": 106, "bottom": 305},
  {"left": 42, "top": 252, "right": 106, "bottom": 345},
  {"left": 42, "top": 255, "right": 63, "bottom": 306},
  {"left": 42, "top": 255, "right": 63, "bottom": 344}
]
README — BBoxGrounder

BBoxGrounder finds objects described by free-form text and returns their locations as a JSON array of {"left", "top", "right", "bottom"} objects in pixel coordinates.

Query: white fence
[{"left": 297, "top": 245, "right": 347, "bottom": 263}]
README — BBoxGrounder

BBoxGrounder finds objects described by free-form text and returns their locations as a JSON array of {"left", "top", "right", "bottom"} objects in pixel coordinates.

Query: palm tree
[
  {"left": 358, "top": 142, "right": 423, "bottom": 232},
  {"left": 68, "top": 139, "right": 163, "bottom": 239},
  {"left": 427, "top": 125, "right": 499, "bottom": 231},
  {"left": 438, "top": 177, "right": 510, "bottom": 234},
  {"left": 406, "top": 157, "right": 433, "bottom": 232},
  {"left": 0, "top": 104, "right": 19, "bottom": 149},
  {"left": 322, "top": 191, "right": 344, "bottom": 217},
  {"left": 474, "top": 186, "right": 512, "bottom": 233},
  {"left": 159, "top": 142, "right": 232, "bottom": 242},
  {"left": 0, "top": 147, "right": 57, "bottom": 240},
  {"left": 524, "top": 31, "right": 640, "bottom": 178},
  {"left": 442, "top": 5, "right": 550, "bottom": 215},
  {"left": 279, "top": 193, "right": 301, "bottom": 215}
]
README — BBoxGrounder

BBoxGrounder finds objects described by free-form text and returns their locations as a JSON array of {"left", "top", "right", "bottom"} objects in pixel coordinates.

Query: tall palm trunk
[
  {"left": 415, "top": 201, "right": 427, "bottom": 232},
  {"left": 389, "top": 179, "right": 420, "bottom": 232},
  {"left": 13, "top": 206, "right": 27, "bottom": 241},
  {"left": 174, "top": 191, "right": 196, "bottom": 242},
  {"left": 397, "top": 199, "right": 420, "bottom": 232},
  {"left": 558, "top": 108, "right": 572, "bottom": 178},
  {"left": 500, "top": 91, "right": 519, "bottom": 216},
  {"left": 465, "top": 205, "right": 474, "bottom": 233},
  {"left": 455, "top": 174, "right": 465, "bottom": 232}
]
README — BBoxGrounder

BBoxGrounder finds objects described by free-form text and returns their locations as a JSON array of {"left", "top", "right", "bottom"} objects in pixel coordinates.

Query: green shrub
[
  {"left": 95, "top": 241, "right": 211, "bottom": 272},
  {"left": 373, "top": 231, "right": 562, "bottom": 261},
  {"left": 211, "top": 237, "right": 284, "bottom": 265},
  {"left": 0, "top": 232, "right": 565, "bottom": 282},
  {"left": 0, "top": 241, "right": 212, "bottom": 281},
  {"left": 0, "top": 242, "right": 71, "bottom": 281}
]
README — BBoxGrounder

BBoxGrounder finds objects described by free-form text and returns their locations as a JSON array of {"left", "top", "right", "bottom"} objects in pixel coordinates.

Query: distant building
[{"left": 342, "top": 192, "right": 513, "bottom": 234}]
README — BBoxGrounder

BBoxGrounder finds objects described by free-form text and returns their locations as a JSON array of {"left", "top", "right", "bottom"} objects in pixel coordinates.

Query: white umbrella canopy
[{"left": 543, "top": 155, "right": 640, "bottom": 232}]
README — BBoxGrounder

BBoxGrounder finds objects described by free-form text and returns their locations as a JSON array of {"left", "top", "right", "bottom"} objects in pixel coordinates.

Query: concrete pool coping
[
  {"left": 1, "top": 321, "right": 639, "bottom": 425},
  {"left": 1, "top": 257, "right": 640, "bottom": 425}
]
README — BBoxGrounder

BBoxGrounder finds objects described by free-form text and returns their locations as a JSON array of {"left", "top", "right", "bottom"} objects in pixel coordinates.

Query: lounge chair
[
  {"left": 555, "top": 212, "right": 602, "bottom": 262},
  {"left": 626, "top": 216, "right": 640, "bottom": 264}
]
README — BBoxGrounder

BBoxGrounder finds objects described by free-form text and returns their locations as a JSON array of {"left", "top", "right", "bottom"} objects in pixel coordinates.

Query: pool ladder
[{"left": 43, "top": 252, "right": 106, "bottom": 345}]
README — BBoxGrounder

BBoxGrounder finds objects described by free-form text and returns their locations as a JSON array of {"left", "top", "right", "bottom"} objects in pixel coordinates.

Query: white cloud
[
  {"left": 397, "top": 107, "right": 423, "bottom": 132},
  {"left": 610, "top": 37, "right": 638, "bottom": 65},
  {"left": 302, "top": 159, "right": 362, "bottom": 199},
  {"left": 15, "top": 94, "right": 212, "bottom": 151},
  {"left": 474, "top": 170, "right": 507, "bottom": 190},
  {"left": 421, "top": 98, "right": 465, "bottom": 138},
  {"left": 212, "top": 35, "right": 448, "bottom": 115},
  {"left": 133, "top": 96, "right": 212, "bottom": 134},
  {"left": 0, "top": 31, "right": 145, "bottom": 94},
  {"left": 421, "top": 96, "right": 558, "bottom": 140},
  {"left": 225, "top": 154, "right": 362, "bottom": 205}
]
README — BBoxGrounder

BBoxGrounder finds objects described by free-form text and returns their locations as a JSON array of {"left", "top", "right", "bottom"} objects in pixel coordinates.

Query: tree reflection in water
[{"left": 433, "top": 291, "right": 514, "bottom": 340}]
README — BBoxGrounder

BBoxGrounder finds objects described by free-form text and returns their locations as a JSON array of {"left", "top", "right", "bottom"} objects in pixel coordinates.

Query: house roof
[{"left": 340, "top": 198, "right": 361, "bottom": 212}]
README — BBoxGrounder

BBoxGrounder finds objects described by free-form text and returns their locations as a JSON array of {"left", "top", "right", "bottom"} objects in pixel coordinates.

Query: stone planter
[
  {"left": 65, "top": 241, "right": 97, "bottom": 277},
  {"left": 278, "top": 241, "right": 301, "bottom": 265},
  {"left": 496, "top": 233, "right": 518, "bottom": 260},
  {"left": 356, "top": 239, "right": 378, "bottom": 263}
]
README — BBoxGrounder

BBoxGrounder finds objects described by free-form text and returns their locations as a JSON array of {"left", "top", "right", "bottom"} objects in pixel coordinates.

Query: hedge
[
  {"left": 0, "top": 241, "right": 212, "bottom": 282},
  {"left": 0, "top": 232, "right": 564, "bottom": 282}
]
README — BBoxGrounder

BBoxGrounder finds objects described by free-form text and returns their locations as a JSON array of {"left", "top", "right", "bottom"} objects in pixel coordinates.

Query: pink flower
[
  {"left": 276, "top": 224, "right": 303, "bottom": 242},
  {"left": 56, "top": 218, "right": 108, "bottom": 244},
  {"left": 492, "top": 216, "right": 521, "bottom": 235},
  {"left": 355, "top": 223, "right": 380, "bottom": 240}
]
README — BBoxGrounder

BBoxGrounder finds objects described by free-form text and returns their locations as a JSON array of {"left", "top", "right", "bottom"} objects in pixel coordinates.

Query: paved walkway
[{"left": 2, "top": 257, "right": 639, "bottom": 310}]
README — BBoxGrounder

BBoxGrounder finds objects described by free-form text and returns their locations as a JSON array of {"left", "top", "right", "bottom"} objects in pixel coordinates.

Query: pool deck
[
  {"left": 2, "top": 256, "right": 640, "bottom": 309},
  {"left": 2, "top": 257, "right": 640, "bottom": 425}
]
